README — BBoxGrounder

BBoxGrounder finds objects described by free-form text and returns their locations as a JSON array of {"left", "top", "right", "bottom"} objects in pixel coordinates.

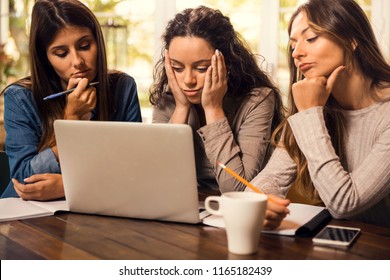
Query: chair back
[{"left": 0, "top": 151, "right": 10, "bottom": 195}]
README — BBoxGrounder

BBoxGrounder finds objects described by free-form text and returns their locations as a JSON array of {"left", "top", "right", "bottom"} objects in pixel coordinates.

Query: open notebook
[
  {"left": 0, "top": 198, "right": 69, "bottom": 222},
  {"left": 203, "top": 203, "right": 331, "bottom": 236}
]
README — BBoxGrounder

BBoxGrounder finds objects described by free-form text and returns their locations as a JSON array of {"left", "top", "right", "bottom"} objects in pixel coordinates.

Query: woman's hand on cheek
[
  {"left": 164, "top": 50, "right": 190, "bottom": 109},
  {"left": 292, "top": 65, "right": 345, "bottom": 112},
  {"left": 202, "top": 49, "right": 227, "bottom": 123}
]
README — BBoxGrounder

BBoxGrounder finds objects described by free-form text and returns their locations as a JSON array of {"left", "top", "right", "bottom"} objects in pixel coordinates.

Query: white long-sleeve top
[{"left": 251, "top": 102, "right": 390, "bottom": 227}]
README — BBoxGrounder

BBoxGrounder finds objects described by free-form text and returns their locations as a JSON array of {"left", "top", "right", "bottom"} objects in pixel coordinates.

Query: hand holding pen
[
  {"left": 43, "top": 81, "right": 99, "bottom": 100},
  {"left": 61, "top": 78, "right": 98, "bottom": 120},
  {"left": 218, "top": 161, "right": 290, "bottom": 230}
]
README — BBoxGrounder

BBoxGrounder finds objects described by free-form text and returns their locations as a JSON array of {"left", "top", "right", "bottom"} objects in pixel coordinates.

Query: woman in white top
[{"left": 252, "top": 0, "right": 390, "bottom": 228}]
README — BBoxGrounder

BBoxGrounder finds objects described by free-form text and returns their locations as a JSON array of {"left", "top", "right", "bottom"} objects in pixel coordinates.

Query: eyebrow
[
  {"left": 48, "top": 35, "right": 92, "bottom": 51},
  {"left": 170, "top": 58, "right": 211, "bottom": 65},
  {"left": 289, "top": 26, "right": 310, "bottom": 42}
]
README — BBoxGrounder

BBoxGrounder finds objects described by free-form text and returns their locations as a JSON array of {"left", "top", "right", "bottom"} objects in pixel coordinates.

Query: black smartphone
[{"left": 312, "top": 225, "right": 360, "bottom": 247}]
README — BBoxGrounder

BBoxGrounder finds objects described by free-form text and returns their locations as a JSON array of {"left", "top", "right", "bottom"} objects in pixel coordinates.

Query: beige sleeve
[
  {"left": 198, "top": 90, "right": 276, "bottom": 193},
  {"left": 288, "top": 106, "right": 390, "bottom": 219},
  {"left": 249, "top": 145, "right": 297, "bottom": 197}
]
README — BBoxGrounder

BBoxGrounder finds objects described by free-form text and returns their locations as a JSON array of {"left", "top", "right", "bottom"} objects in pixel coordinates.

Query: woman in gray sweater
[{"left": 252, "top": 0, "right": 390, "bottom": 228}]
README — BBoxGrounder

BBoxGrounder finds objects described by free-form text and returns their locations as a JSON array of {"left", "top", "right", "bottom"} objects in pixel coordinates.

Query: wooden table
[{"left": 1, "top": 210, "right": 389, "bottom": 260}]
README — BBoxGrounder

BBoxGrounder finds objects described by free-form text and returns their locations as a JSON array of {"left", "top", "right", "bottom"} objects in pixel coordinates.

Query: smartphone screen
[{"left": 313, "top": 225, "right": 360, "bottom": 246}]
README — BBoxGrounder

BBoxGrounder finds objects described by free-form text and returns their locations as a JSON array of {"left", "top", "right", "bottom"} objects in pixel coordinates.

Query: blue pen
[{"left": 43, "top": 82, "right": 99, "bottom": 101}]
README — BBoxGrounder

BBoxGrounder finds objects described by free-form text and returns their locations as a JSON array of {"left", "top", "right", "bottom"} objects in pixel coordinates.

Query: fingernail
[
  {"left": 23, "top": 177, "right": 30, "bottom": 182},
  {"left": 215, "top": 49, "right": 220, "bottom": 56}
]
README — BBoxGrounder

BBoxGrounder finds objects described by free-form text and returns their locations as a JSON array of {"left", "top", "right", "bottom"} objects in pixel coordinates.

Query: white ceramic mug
[{"left": 205, "top": 192, "right": 267, "bottom": 255}]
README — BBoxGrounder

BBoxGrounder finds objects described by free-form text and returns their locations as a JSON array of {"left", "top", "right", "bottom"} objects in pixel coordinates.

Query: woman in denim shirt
[{"left": 1, "top": 0, "right": 142, "bottom": 200}]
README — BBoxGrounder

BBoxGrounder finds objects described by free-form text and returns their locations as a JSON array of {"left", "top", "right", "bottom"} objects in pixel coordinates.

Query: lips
[
  {"left": 298, "top": 63, "right": 313, "bottom": 72},
  {"left": 72, "top": 69, "right": 91, "bottom": 78},
  {"left": 183, "top": 89, "right": 200, "bottom": 97}
]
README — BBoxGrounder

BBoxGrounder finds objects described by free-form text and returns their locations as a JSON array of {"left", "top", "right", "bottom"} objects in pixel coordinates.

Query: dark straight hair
[{"left": 4, "top": 0, "right": 113, "bottom": 151}]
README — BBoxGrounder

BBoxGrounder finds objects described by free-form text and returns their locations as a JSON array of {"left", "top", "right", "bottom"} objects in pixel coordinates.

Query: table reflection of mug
[{"left": 205, "top": 192, "right": 267, "bottom": 255}]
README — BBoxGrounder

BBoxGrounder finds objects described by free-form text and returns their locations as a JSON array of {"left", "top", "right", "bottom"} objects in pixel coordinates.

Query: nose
[
  {"left": 183, "top": 69, "right": 196, "bottom": 86},
  {"left": 70, "top": 50, "right": 85, "bottom": 68},
  {"left": 291, "top": 42, "right": 305, "bottom": 60}
]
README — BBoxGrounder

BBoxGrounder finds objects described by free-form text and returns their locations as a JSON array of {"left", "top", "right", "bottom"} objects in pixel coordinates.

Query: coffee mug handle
[{"left": 205, "top": 196, "right": 223, "bottom": 216}]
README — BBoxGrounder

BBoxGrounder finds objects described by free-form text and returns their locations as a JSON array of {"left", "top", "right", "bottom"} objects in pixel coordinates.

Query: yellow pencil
[{"left": 217, "top": 162, "right": 262, "bottom": 193}]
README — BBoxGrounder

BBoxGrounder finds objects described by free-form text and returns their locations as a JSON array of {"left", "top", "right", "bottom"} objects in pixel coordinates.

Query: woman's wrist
[
  {"left": 170, "top": 105, "right": 191, "bottom": 124},
  {"left": 63, "top": 113, "right": 79, "bottom": 120},
  {"left": 205, "top": 107, "right": 225, "bottom": 124}
]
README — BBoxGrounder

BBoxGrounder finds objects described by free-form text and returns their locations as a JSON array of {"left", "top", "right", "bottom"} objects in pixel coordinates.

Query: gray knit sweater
[{"left": 251, "top": 102, "right": 390, "bottom": 228}]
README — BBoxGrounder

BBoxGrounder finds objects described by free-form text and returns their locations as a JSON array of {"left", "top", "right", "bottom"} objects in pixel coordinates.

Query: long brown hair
[
  {"left": 4, "top": 0, "right": 113, "bottom": 151},
  {"left": 149, "top": 5, "right": 284, "bottom": 132},
  {"left": 273, "top": 0, "right": 390, "bottom": 200}
]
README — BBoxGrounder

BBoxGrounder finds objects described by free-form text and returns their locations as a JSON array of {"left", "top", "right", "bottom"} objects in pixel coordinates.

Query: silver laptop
[{"left": 54, "top": 120, "right": 202, "bottom": 224}]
